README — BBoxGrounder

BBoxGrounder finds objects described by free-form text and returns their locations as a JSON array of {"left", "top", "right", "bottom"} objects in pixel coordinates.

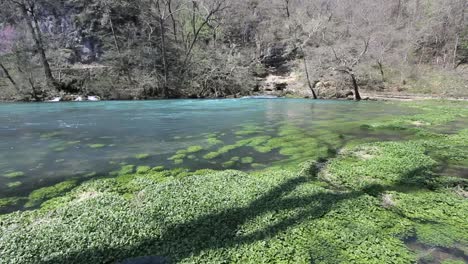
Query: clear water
[{"left": 0, "top": 99, "right": 416, "bottom": 198}]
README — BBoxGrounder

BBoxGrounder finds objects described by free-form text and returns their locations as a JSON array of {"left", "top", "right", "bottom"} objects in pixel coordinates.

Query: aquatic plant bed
[{"left": 0, "top": 100, "right": 467, "bottom": 263}]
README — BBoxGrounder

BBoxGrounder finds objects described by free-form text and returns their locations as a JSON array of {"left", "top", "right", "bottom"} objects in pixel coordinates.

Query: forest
[{"left": 0, "top": 0, "right": 467, "bottom": 101}]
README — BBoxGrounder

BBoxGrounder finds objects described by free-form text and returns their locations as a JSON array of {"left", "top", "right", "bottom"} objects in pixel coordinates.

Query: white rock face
[{"left": 74, "top": 96, "right": 83, "bottom": 101}]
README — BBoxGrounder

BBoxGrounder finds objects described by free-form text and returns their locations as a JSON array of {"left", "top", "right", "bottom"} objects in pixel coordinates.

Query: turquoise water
[{"left": 0, "top": 99, "right": 415, "bottom": 198}]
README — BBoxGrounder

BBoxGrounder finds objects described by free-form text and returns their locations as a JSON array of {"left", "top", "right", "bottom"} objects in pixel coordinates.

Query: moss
[
  {"left": 136, "top": 166, "right": 151, "bottom": 174},
  {"left": 0, "top": 165, "right": 419, "bottom": 263},
  {"left": 40, "top": 131, "right": 64, "bottom": 139},
  {"left": 115, "top": 165, "right": 135, "bottom": 176},
  {"left": 152, "top": 166, "right": 165, "bottom": 172},
  {"left": 207, "top": 137, "right": 223, "bottom": 146},
  {"left": 173, "top": 159, "right": 184, "bottom": 165},
  {"left": 88, "top": 144, "right": 106, "bottom": 149},
  {"left": 0, "top": 197, "right": 23, "bottom": 210},
  {"left": 135, "top": 153, "right": 150, "bottom": 160},
  {"left": 53, "top": 146, "right": 67, "bottom": 152},
  {"left": 186, "top": 146, "right": 204, "bottom": 153},
  {"left": 252, "top": 163, "right": 267, "bottom": 169},
  {"left": 4, "top": 171, "right": 25, "bottom": 178},
  {"left": 442, "top": 260, "right": 466, "bottom": 264},
  {"left": 392, "top": 190, "right": 468, "bottom": 248},
  {"left": 169, "top": 153, "right": 186, "bottom": 161},
  {"left": 241, "top": 157, "right": 254, "bottom": 164},
  {"left": 321, "top": 141, "right": 437, "bottom": 190},
  {"left": 7, "top": 181, "right": 22, "bottom": 188},
  {"left": 235, "top": 125, "right": 263, "bottom": 136},
  {"left": 222, "top": 160, "right": 236, "bottom": 168},
  {"left": 25, "top": 180, "right": 78, "bottom": 208},
  {"left": 203, "top": 151, "right": 222, "bottom": 160}
]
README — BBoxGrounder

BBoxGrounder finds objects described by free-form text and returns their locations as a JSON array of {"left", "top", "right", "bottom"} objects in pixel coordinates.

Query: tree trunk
[
  {"left": 377, "top": 60, "right": 385, "bottom": 82},
  {"left": 284, "top": 0, "right": 290, "bottom": 18},
  {"left": 109, "top": 16, "right": 133, "bottom": 84},
  {"left": 156, "top": 0, "right": 169, "bottom": 97},
  {"left": 167, "top": 0, "right": 178, "bottom": 43},
  {"left": 349, "top": 72, "right": 362, "bottom": 101},
  {"left": 19, "top": 3, "right": 58, "bottom": 90},
  {"left": 302, "top": 50, "right": 318, "bottom": 99},
  {"left": 0, "top": 62, "right": 20, "bottom": 91},
  {"left": 453, "top": 35, "right": 459, "bottom": 68}
]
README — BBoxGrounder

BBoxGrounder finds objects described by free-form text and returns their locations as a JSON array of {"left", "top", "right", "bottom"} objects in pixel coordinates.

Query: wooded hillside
[{"left": 0, "top": 0, "right": 467, "bottom": 101}]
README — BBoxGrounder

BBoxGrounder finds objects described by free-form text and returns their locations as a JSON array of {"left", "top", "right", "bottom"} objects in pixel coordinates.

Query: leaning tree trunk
[
  {"left": 349, "top": 72, "right": 362, "bottom": 101},
  {"left": 301, "top": 48, "right": 318, "bottom": 99},
  {"left": 20, "top": 4, "right": 58, "bottom": 90},
  {"left": 0, "top": 62, "right": 20, "bottom": 91},
  {"left": 336, "top": 67, "right": 361, "bottom": 101}
]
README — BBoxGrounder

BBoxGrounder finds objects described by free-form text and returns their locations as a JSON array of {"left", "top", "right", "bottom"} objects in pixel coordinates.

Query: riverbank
[
  {"left": 1, "top": 100, "right": 467, "bottom": 263},
  {"left": 2, "top": 91, "right": 468, "bottom": 103}
]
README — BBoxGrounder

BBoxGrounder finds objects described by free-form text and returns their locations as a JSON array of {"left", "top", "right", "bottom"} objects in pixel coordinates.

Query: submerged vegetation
[{"left": 0, "top": 100, "right": 467, "bottom": 263}]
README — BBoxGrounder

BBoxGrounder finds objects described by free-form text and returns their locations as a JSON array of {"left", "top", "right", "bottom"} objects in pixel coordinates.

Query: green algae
[
  {"left": 442, "top": 260, "right": 466, "bottom": 264},
  {"left": 7, "top": 181, "right": 22, "bottom": 188},
  {"left": 0, "top": 197, "right": 23, "bottom": 211},
  {"left": 252, "top": 163, "right": 267, "bottom": 169},
  {"left": 173, "top": 159, "right": 184, "bottom": 165},
  {"left": 136, "top": 166, "right": 151, "bottom": 174},
  {"left": 235, "top": 124, "right": 264, "bottom": 136},
  {"left": 25, "top": 180, "right": 78, "bottom": 208},
  {"left": 135, "top": 153, "right": 150, "bottom": 160},
  {"left": 53, "top": 146, "right": 66, "bottom": 152},
  {"left": 110, "top": 165, "right": 136, "bottom": 176},
  {"left": 152, "top": 166, "right": 165, "bottom": 172},
  {"left": 40, "top": 131, "right": 65, "bottom": 139},
  {"left": 186, "top": 145, "right": 204, "bottom": 153},
  {"left": 206, "top": 137, "right": 223, "bottom": 146},
  {"left": 4, "top": 171, "right": 25, "bottom": 178},
  {"left": 241, "top": 157, "right": 254, "bottom": 164},
  {"left": 203, "top": 151, "right": 222, "bottom": 160},
  {"left": 169, "top": 153, "right": 186, "bottom": 160}
]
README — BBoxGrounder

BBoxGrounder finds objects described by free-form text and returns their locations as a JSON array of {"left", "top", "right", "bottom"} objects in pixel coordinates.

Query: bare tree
[{"left": 8, "top": 0, "right": 59, "bottom": 90}]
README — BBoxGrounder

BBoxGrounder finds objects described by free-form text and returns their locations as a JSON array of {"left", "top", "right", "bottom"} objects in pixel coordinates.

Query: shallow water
[
  {"left": 405, "top": 236, "right": 468, "bottom": 264},
  {"left": 0, "top": 99, "right": 423, "bottom": 198}
]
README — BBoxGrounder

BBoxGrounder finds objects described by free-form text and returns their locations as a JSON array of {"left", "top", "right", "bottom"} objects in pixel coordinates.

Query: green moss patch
[
  {"left": 241, "top": 157, "right": 254, "bottom": 164},
  {"left": 25, "top": 180, "right": 78, "bottom": 208},
  {"left": 321, "top": 141, "right": 437, "bottom": 190},
  {"left": 0, "top": 163, "right": 421, "bottom": 264},
  {"left": 7, "top": 181, "right": 22, "bottom": 188},
  {"left": 0, "top": 197, "right": 23, "bottom": 211},
  {"left": 135, "top": 153, "right": 150, "bottom": 160},
  {"left": 136, "top": 166, "right": 151, "bottom": 174},
  {"left": 3, "top": 171, "right": 25, "bottom": 178},
  {"left": 186, "top": 145, "right": 204, "bottom": 153}
]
